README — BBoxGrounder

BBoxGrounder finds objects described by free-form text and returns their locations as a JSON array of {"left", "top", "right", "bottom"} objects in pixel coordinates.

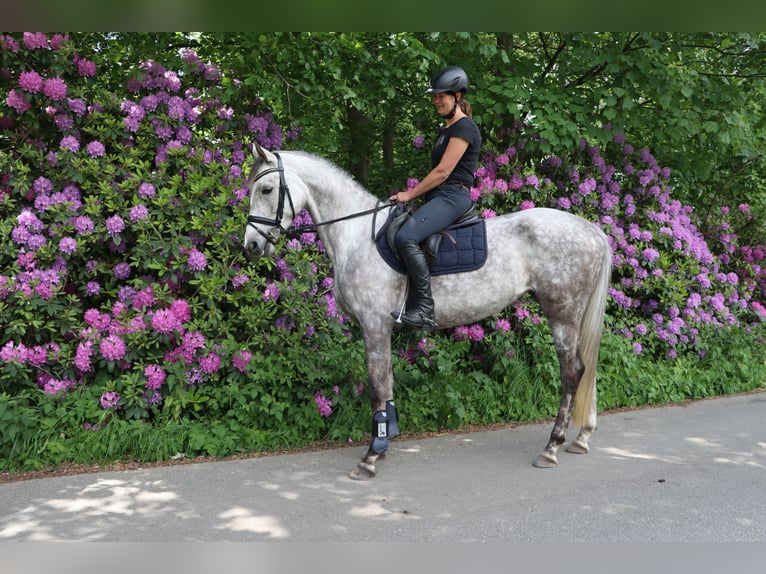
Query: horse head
[{"left": 243, "top": 143, "right": 298, "bottom": 259}]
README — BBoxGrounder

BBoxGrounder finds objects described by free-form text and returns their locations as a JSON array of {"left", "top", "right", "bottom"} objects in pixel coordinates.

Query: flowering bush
[{"left": 1, "top": 33, "right": 764, "bottom": 471}]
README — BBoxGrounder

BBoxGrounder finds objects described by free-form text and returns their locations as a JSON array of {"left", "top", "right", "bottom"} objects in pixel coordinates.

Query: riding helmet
[{"left": 426, "top": 66, "right": 470, "bottom": 95}]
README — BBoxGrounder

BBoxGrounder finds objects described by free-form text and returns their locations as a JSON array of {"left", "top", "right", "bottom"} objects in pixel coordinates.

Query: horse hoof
[
  {"left": 566, "top": 441, "right": 589, "bottom": 455},
  {"left": 533, "top": 453, "right": 559, "bottom": 468},
  {"left": 350, "top": 462, "right": 377, "bottom": 480}
]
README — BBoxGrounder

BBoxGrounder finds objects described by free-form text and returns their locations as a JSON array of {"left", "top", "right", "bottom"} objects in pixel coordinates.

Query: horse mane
[{"left": 281, "top": 150, "right": 381, "bottom": 204}]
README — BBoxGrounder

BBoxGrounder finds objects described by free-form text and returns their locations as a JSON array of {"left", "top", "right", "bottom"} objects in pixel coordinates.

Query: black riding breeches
[{"left": 394, "top": 185, "right": 472, "bottom": 248}]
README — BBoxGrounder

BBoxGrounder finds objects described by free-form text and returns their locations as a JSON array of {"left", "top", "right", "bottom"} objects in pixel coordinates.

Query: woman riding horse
[{"left": 388, "top": 66, "right": 482, "bottom": 331}]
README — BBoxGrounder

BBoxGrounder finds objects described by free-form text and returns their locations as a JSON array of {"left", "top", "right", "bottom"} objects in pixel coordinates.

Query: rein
[{"left": 247, "top": 152, "right": 393, "bottom": 243}]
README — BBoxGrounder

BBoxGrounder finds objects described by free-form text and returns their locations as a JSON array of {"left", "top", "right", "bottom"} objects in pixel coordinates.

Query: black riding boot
[{"left": 391, "top": 240, "right": 436, "bottom": 331}]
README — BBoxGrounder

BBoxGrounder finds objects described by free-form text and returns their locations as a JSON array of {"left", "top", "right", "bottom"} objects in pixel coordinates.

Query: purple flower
[
  {"left": 85, "top": 281, "right": 100, "bottom": 296},
  {"left": 129, "top": 204, "right": 149, "bottom": 222},
  {"left": 100, "top": 335, "right": 127, "bottom": 361},
  {"left": 413, "top": 135, "right": 425, "bottom": 149},
  {"left": 169, "top": 298, "right": 191, "bottom": 322},
  {"left": 314, "top": 392, "right": 333, "bottom": 417},
  {"left": 86, "top": 140, "right": 105, "bottom": 158},
  {"left": 60, "top": 135, "right": 80, "bottom": 153},
  {"left": 19, "top": 70, "right": 43, "bottom": 93},
  {"left": 43, "top": 77, "right": 67, "bottom": 101},
  {"left": 114, "top": 262, "right": 131, "bottom": 280},
  {"left": 58, "top": 236, "right": 77, "bottom": 254},
  {"left": 138, "top": 182, "right": 156, "bottom": 198},
  {"left": 100, "top": 391, "right": 121, "bottom": 409},
  {"left": 232, "top": 274, "right": 249, "bottom": 288},
  {"left": 73, "top": 215, "right": 94, "bottom": 234},
  {"left": 186, "top": 249, "right": 207, "bottom": 271},
  {"left": 105, "top": 215, "right": 125, "bottom": 235}
]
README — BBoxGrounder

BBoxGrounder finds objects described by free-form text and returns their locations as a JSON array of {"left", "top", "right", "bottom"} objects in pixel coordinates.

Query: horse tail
[{"left": 571, "top": 239, "right": 612, "bottom": 428}]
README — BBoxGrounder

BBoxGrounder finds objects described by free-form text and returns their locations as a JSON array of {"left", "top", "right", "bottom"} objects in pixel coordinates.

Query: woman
[{"left": 389, "top": 65, "right": 482, "bottom": 330}]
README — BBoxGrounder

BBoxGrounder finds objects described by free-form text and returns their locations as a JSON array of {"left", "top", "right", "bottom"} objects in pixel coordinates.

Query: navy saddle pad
[{"left": 376, "top": 213, "right": 488, "bottom": 276}]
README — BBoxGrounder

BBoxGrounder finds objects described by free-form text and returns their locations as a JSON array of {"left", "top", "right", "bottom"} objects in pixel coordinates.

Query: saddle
[{"left": 375, "top": 204, "right": 488, "bottom": 276}]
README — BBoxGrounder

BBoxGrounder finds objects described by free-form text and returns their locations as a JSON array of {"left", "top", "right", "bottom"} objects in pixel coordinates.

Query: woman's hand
[{"left": 389, "top": 191, "right": 411, "bottom": 203}]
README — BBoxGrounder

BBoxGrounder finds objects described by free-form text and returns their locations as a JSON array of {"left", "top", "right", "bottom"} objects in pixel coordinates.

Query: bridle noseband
[{"left": 246, "top": 152, "right": 296, "bottom": 245}]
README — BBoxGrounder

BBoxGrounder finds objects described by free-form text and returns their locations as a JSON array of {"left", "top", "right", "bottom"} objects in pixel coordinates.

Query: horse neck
[{"left": 285, "top": 153, "right": 381, "bottom": 263}]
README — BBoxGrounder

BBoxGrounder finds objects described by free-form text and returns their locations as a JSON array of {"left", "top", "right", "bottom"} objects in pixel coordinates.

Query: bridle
[
  {"left": 246, "top": 152, "right": 393, "bottom": 245},
  {"left": 246, "top": 152, "right": 296, "bottom": 245}
]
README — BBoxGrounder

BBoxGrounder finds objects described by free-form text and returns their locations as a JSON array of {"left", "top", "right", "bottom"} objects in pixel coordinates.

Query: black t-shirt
[{"left": 430, "top": 116, "right": 482, "bottom": 186}]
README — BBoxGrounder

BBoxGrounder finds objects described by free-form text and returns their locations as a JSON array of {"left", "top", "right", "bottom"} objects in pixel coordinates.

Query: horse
[{"left": 243, "top": 143, "right": 612, "bottom": 480}]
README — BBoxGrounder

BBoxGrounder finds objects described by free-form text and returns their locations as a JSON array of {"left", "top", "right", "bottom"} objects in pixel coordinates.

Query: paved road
[{"left": 1, "top": 391, "right": 765, "bottom": 543}]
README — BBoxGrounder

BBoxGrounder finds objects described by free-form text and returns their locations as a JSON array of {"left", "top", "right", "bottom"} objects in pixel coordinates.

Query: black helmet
[{"left": 427, "top": 66, "right": 470, "bottom": 95}]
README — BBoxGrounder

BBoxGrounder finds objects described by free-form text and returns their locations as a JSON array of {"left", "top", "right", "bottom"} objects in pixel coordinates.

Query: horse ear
[{"left": 252, "top": 142, "right": 272, "bottom": 163}]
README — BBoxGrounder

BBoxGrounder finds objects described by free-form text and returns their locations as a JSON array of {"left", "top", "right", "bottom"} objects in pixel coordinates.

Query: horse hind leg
[
  {"left": 534, "top": 324, "right": 585, "bottom": 468},
  {"left": 566, "top": 383, "right": 597, "bottom": 455}
]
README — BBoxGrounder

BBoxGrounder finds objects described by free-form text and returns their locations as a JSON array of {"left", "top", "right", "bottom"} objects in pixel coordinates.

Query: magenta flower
[
  {"left": 100, "top": 335, "right": 127, "bottom": 361},
  {"left": 232, "top": 350, "right": 252, "bottom": 372},
  {"left": 169, "top": 299, "right": 191, "bottom": 322},
  {"left": 200, "top": 353, "right": 221, "bottom": 374},
  {"left": 74, "top": 55, "right": 96, "bottom": 77},
  {"left": 23, "top": 32, "right": 48, "bottom": 49},
  {"left": 6, "top": 89, "right": 31, "bottom": 113},
  {"left": 100, "top": 391, "right": 121, "bottom": 409},
  {"left": 19, "top": 70, "right": 43, "bottom": 93},
  {"left": 151, "top": 309, "right": 181, "bottom": 334},
  {"left": 74, "top": 341, "right": 94, "bottom": 372},
  {"left": 314, "top": 392, "right": 333, "bottom": 417},
  {"left": 144, "top": 364, "right": 167, "bottom": 390},
  {"left": 43, "top": 77, "right": 67, "bottom": 101}
]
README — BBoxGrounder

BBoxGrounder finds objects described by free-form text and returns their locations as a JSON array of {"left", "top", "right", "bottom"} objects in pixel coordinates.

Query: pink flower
[{"left": 43, "top": 77, "right": 68, "bottom": 101}]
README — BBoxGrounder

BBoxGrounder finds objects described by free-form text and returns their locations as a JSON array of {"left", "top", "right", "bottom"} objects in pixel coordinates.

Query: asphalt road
[{"left": 1, "top": 391, "right": 765, "bottom": 543}]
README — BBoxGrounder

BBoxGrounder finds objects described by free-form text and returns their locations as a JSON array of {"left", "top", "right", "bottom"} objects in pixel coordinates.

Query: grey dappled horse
[{"left": 243, "top": 143, "right": 612, "bottom": 480}]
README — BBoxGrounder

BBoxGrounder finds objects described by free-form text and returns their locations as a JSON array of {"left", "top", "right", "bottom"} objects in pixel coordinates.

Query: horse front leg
[{"left": 350, "top": 327, "right": 397, "bottom": 480}]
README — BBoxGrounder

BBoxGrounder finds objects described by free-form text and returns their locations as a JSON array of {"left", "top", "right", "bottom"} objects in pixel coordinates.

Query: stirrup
[{"left": 398, "top": 310, "right": 436, "bottom": 332}]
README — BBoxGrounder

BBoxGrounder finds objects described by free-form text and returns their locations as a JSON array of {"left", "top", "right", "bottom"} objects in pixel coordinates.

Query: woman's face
[{"left": 431, "top": 92, "right": 456, "bottom": 116}]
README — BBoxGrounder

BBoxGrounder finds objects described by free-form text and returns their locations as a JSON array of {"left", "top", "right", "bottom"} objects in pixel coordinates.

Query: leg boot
[{"left": 391, "top": 240, "right": 436, "bottom": 331}]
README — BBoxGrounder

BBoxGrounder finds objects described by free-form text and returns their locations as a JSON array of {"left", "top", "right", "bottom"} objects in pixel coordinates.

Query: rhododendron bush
[{"left": 0, "top": 33, "right": 764, "bottom": 471}]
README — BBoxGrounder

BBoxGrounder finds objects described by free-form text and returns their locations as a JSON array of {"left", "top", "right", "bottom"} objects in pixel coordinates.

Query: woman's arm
[{"left": 390, "top": 136, "right": 469, "bottom": 203}]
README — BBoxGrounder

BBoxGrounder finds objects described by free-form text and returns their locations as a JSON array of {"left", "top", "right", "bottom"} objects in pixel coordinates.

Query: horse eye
[{"left": 262, "top": 187, "right": 274, "bottom": 195}]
